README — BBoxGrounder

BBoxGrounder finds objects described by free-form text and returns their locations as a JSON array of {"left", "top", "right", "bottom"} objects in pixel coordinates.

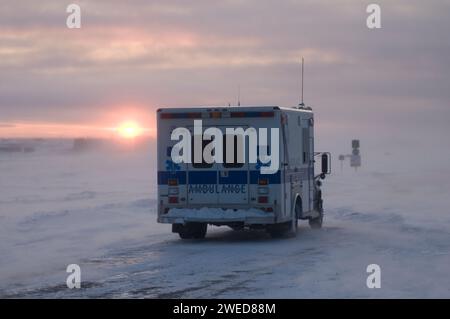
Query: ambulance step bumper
[{"left": 158, "top": 207, "right": 276, "bottom": 225}]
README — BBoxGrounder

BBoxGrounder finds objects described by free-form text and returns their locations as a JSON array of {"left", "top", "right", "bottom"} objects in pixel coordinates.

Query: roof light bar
[
  {"left": 161, "top": 112, "right": 202, "bottom": 119},
  {"left": 161, "top": 111, "right": 275, "bottom": 120}
]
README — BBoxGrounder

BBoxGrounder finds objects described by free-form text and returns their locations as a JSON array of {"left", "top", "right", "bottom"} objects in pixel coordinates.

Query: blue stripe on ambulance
[
  {"left": 218, "top": 171, "right": 248, "bottom": 184},
  {"left": 157, "top": 170, "right": 282, "bottom": 185},
  {"left": 188, "top": 171, "right": 217, "bottom": 184}
]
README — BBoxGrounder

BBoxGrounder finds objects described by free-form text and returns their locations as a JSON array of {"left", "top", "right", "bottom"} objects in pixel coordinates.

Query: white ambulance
[{"left": 156, "top": 105, "right": 330, "bottom": 239}]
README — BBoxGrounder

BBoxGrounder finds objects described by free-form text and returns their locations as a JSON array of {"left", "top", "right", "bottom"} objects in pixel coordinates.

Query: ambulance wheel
[
  {"left": 178, "top": 231, "right": 190, "bottom": 239},
  {"left": 267, "top": 222, "right": 290, "bottom": 238},
  {"left": 309, "top": 213, "right": 323, "bottom": 229},
  {"left": 192, "top": 223, "right": 207, "bottom": 239},
  {"left": 178, "top": 223, "right": 207, "bottom": 239},
  {"left": 289, "top": 199, "right": 302, "bottom": 236},
  {"left": 268, "top": 228, "right": 285, "bottom": 238},
  {"left": 288, "top": 217, "right": 298, "bottom": 236}
]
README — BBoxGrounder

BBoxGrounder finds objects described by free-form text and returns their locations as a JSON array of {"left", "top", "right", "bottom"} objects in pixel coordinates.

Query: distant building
[
  {"left": 72, "top": 138, "right": 104, "bottom": 152},
  {"left": 0, "top": 142, "right": 35, "bottom": 153}
]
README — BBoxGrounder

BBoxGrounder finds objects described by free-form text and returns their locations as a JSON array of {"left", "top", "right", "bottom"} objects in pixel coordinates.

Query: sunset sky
[{"left": 1, "top": 0, "right": 449, "bottom": 144}]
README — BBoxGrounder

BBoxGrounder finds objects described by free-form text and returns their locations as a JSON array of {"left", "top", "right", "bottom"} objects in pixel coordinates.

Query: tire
[
  {"left": 267, "top": 222, "right": 291, "bottom": 238},
  {"left": 268, "top": 227, "right": 285, "bottom": 238},
  {"left": 288, "top": 208, "right": 299, "bottom": 237},
  {"left": 192, "top": 223, "right": 207, "bottom": 239},
  {"left": 309, "top": 213, "right": 323, "bottom": 229},
  {"left": 288, "top": 218, "right": 298, "bottom": 237},
  {"left": 178, "top": 223, "right": 207, "bottom": 239},
  {"left": 178, "top": 230, "right": 193, "bottom": 239},
  {"left": 309, "top": 191, "right": 324, "bottom": 229}
]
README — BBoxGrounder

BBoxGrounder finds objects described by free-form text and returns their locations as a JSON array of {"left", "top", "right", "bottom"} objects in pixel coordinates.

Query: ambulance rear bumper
[{"left": 158, "top": 207, "right": 276, "bottom": 225}]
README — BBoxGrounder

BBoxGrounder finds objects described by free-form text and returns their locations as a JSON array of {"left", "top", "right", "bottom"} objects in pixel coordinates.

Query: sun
[{"left": 117, "top": 121, "right": 142, "bottom": 139}]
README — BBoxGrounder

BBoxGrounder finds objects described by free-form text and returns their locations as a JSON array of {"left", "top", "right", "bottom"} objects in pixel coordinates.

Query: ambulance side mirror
[{"left": 321, "top": 153, "right": 330, "bottom": 176}]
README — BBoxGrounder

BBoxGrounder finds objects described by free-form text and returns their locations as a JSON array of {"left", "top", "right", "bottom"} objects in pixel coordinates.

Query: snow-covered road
[{"left": 1, "top": 140, "right": 449, "bottom": 298}]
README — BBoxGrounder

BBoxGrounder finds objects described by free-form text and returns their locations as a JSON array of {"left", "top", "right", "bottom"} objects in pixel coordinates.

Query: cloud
[{"left": 0, "top": 0, "right": 449, "bottom": 139}]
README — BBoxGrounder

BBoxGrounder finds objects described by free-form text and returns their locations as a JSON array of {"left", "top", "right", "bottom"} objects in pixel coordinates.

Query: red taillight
[
  {"left": 230, "top": 112, "right": 246, "bottom": 118},
  {"left": 169, "top": 197, "right": 178, "bottom": 204},
  {"left": 258, "top": 178, "right": 269, "bottom": 185},
  {"left": 260, "top": 111, "right": 274, "bottom": 117},
  {"left": 258, "top": 196, "right": 268, "bottom": 203},
  {"left": 168, "top": 178, "right": 178, "bottom": 186}
]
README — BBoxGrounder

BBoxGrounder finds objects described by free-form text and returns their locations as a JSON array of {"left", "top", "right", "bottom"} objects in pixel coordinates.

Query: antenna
[
  {"left": 299, "top": 57, "right": 305, "bottom": 107},
  {"left": 237, "top": 85, "right": 241, "bottom": 106}
]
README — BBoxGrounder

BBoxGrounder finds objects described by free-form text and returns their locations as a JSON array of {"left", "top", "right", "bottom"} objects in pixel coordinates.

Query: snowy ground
[{"left": 1, "top": 139, "right": 449, "bottom": 298}]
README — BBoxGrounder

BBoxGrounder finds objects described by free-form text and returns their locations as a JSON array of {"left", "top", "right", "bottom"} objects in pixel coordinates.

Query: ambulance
[{"left": 156, "top": 105, "right": 330, "bottom": 239}]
